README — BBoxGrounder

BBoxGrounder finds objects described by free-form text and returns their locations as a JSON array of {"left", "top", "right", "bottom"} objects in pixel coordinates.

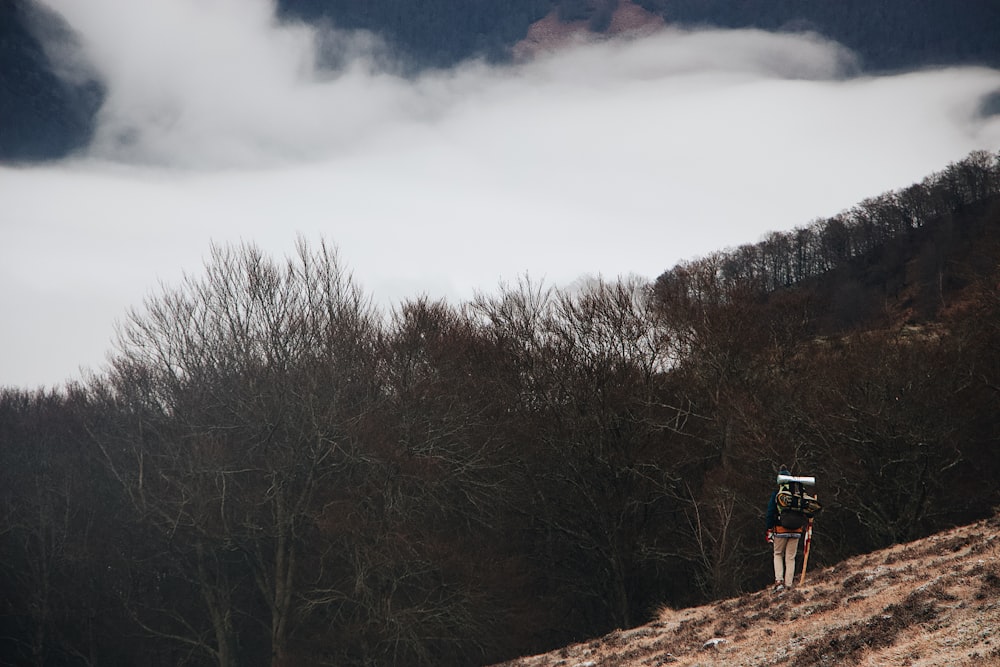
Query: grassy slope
[{"left": 493, "top": 513, "right": 1000, "bottom": 666}]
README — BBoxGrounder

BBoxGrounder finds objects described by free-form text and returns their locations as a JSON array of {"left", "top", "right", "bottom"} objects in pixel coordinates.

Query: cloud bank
[{"left": 2, "top": 0, "right": 999, "bottom": 388}]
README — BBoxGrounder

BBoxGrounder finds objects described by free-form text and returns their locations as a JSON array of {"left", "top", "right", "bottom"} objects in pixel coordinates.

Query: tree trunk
[{"left": 195, "top": 542, "right": 237, "bottom": 667}]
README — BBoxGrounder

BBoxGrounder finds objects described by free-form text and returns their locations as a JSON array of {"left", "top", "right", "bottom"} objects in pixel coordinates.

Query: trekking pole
[{"left": 798, "top": 519, "right": 814, "bottom": 586}]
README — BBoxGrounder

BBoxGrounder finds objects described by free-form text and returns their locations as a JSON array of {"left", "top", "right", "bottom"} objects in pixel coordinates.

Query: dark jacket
[{"left": 766, "top": 491, "right": 778, "bottom": 530}]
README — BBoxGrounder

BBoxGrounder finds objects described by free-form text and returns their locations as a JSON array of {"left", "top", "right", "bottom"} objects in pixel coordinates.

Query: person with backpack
[{"left": 766, "top": 466, "right": 804, "bottom": 592}]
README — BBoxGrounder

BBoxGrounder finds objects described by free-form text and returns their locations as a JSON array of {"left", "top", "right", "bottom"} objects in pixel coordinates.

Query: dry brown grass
[{"left": 491, "top": 514, "right": 1000, "bottom": 667}]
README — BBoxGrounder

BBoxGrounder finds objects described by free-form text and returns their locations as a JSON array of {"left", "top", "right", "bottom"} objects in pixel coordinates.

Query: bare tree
[
  {"left": 471, "top": 276, "right": 683, "bottom": 629},
  {"left": 94, "top": 238, "right": 380, "bottom": 667}
]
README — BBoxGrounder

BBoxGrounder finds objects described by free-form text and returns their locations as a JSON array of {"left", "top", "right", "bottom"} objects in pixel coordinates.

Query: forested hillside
[
  {"left": 281, "top": 0, "right": 1000, "bottom": 71},
  {"left": 3, "top": 0, "right": 1000, "bottom": 161},
  {"left": 2, "top": 150, "right": 999, "bottom": 666},
  {"left": 637, "top": 0, "right": 1000, "bottom": 71},
  {"left": 0, "top": 0, "right": 102, "bottom": 161}
]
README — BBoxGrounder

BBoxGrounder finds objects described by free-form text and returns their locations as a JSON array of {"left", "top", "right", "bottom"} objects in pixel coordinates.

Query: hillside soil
[{"left": 493, "top": 514, "right": 1000, "bottom": 666}]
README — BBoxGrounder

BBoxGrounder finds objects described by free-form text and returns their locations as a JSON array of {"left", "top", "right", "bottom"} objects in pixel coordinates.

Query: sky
[{"left": 2, "top": 0, "right": 1000, "bottom": 389}]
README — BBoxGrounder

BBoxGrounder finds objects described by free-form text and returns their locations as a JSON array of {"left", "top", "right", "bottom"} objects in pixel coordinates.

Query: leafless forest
[{"left": 2, "top": 150, "right": 999, "bottom": 666}]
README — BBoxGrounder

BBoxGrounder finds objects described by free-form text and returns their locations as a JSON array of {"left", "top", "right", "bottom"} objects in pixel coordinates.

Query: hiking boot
[{"left": 773, "top": 582, "right": 785, "bottom": 593}]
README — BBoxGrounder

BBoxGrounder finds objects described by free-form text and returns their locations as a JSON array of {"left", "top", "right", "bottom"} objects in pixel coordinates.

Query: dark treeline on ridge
[{"left": 2, "top": 150, "right": 1000, "bottom": 666}]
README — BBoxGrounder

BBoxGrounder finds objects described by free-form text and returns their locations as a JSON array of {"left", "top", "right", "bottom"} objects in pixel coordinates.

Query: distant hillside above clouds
[
  {"left": 3, "top": 0, "right": 1000, "bottom": 162},
  {"left": 492, "top": 512, "right": 1000, "bottom": 667},
  {"left": 0, "top": 0, "right": 103, "bottom": 161},
  {"left": 640, "top": 0, "right": 1000, "bottom": 72},
  {"left": 279, "top": 0, "right": 1000, "bottom": 71}
]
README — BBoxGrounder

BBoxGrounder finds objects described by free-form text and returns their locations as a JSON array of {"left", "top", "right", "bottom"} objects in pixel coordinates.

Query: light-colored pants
[{"left": 772, "top": 534, "right": 800, "bottom": 586}]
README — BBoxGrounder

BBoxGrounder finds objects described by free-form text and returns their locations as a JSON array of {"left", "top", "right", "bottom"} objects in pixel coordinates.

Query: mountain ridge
[
  {"left": 492, "top": 512, "right": 1000, "bottom": 666},
  {"left": 4, "top": 0, "right": 1000, "bottom": 162}
]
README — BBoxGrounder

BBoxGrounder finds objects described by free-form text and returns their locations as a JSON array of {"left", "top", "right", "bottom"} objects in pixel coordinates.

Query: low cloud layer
[{"left": 3, "top": 0, "right": 999, "bottom": 388}]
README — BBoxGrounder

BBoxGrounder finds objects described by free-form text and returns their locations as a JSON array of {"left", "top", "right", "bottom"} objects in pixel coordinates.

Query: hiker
[{"left": 766, "top": 466, "right": 803, "bottom": 591}]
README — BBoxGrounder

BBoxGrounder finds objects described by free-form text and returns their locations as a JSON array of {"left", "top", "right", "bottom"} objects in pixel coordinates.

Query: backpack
[{"left": 776, "top": 481, "right": 822, "bottom": 530}]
